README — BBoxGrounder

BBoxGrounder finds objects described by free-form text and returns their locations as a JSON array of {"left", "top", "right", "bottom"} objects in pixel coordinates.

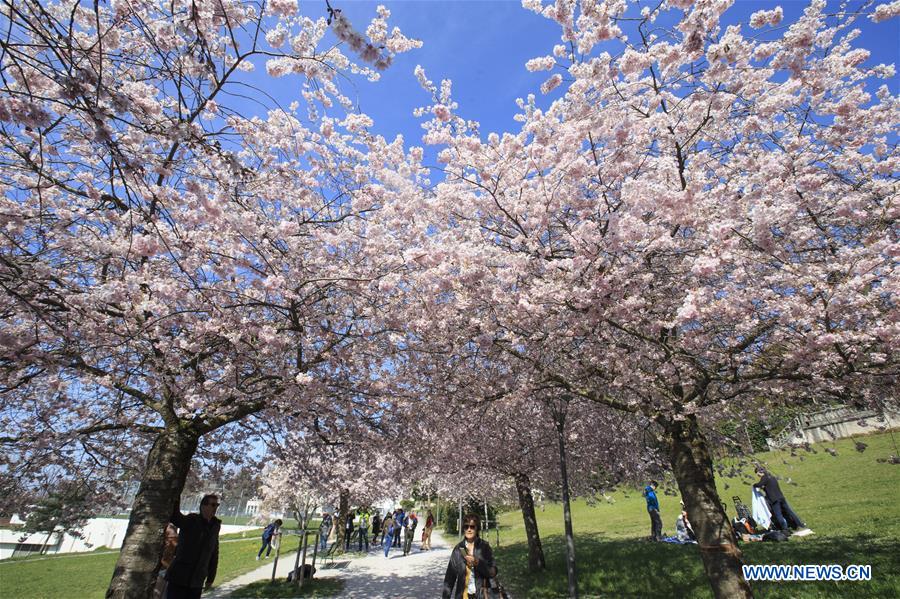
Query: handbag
[{"left": 481, "top": 575, "right": 509, "bottom": 599}]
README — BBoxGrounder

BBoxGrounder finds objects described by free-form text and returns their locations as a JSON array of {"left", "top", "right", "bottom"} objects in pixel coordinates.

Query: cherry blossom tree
[
  {"left": 378, "top": 339, "right": 659, "bottom": 581},
  {"left": 257, "top": 459, "right": 325, "bottom": 528},
  {"left": 0, "top": 1, "right": 419, "bottom": 596},
  {"left": 391, "top": 1, "right": 897, "bottom": 597}
]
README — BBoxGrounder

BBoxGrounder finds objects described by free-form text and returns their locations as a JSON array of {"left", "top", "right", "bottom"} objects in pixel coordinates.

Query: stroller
[
  {"left": 731, "top": 495, "right": 759, "bottom": 536},
  {"left": 733, "top": 496, "right": 756, "bottom": 524}
]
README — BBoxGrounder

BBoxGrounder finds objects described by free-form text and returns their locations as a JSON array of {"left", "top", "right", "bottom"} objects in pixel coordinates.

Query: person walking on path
[
  {"left": 422, "top": 510, "right": 435, "bottom": 550},
  {"left": 357, "top": 509, "right": 370, "bottom": 552},
  {"left": 371, "top": 511, "right": 382, "bottom": 546},
  {"left": 393, "top": 508, "right": 404, "bottom": 548},
  {"left": 344, "top": 511, "right": 355, "bottom": 550},
  {"left": 256, "top": 519, "right": 282, "bottom": 560},
  {"left": 382, "top": 513, "right": 395, "bottom": 558},
  {"left": 403, "top": 512, "right": 418, "bottom": 556},
  {"left": 643, "top": 480, "right": 663, "bottom": 542},
  {"left": 754, "top": 467, "right": 806, "bottom": 531},
  {"left": 442, "top": 514, "right": 495, "bottom": 599},
  {"left": 166, "top": 494, "right": 221, "bottom": 599},
  {"left": 318, "top": 512, "right": 332, "bottom": 551}
]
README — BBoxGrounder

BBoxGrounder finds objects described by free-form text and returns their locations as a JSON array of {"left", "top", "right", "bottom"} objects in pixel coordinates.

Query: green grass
[
  {"left": 0, "top": 551, "right": 120, "bottom": 599},
  {"left": 0, "top": 532, "right": 300, "bottom": 598},
  {"left": 494, "top": 431, "right": 900, "bottom": 598},
  {"left": 228, "top": 578, "right": 345, "bottom": 598},
  {"left": 2, "top": 432, "right": 897, "bottom": 597}
]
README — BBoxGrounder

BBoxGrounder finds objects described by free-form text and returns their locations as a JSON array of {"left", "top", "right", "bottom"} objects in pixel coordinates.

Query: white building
[
  {"left": 0, "top": 517, "right": 257, "bottom": 560},
  {"left": 244, "top": 497, "right": 261, "bottom": 516}
]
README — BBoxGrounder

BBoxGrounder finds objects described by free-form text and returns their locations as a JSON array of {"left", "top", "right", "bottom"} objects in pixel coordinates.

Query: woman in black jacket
[{"left": 442, "top": 514, "right": 495, "bottom": 599}]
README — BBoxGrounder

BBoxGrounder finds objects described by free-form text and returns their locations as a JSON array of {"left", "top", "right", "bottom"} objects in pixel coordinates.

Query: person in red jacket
[{"left": 422, "top": 510, "right": 435, "bottom": 551}]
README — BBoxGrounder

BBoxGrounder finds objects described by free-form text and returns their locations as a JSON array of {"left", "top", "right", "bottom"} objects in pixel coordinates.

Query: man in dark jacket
[
  {"left": 166, "top": 494, "right": 221, "bottom": 599},
  {"left": 371, "top": 512, "right": 382, "bottom": 546},
  {"left": 403, "top": 512, "right": 418, "bottom": 556},
  {"left": 344, "top": 511, "right": 355, "bottom": 550},
  {"left": 754, "top": 467, "right": 806, "bottom": 531},
  {"left": 643, "top": 481, "right": 662, "bottom": 541}
]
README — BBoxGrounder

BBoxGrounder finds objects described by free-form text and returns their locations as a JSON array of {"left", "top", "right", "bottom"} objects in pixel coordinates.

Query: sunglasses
[
  {"left": 205, "top": 503, "right": 221, "bottom": 507},
  {"left": 463, "top": 524, "right": 478, "bottom": 530}
]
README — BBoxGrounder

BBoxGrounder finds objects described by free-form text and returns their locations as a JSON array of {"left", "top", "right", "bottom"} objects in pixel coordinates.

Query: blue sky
[{"left": 257, "top": 0, "right": 899, "bottom": 145}]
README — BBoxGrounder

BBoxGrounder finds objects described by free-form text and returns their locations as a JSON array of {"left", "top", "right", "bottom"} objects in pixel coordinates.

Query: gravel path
[{"left": 210, "top": 531, "right": 454, "bottom": 598}]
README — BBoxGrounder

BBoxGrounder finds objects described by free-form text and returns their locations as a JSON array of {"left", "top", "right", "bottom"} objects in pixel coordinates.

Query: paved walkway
[{"left": 209, "top": 532, "right": 454, "bottom": 598}]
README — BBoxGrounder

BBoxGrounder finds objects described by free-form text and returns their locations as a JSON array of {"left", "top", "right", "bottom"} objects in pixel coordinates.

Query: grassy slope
[
  {"left": 494, "top": 431, "right": 900, "bottom": 598},
  {"left": 0, "top": 530, "right": 280, "bottom": 599}
]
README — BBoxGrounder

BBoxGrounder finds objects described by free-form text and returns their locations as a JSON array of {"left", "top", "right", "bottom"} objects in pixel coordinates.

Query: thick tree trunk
[
  {"left": 555, "top": 416, "right": 578, "bottom": 599},
  {"left": 667, "top": 415, "right": 753, "bottom": 599},
  {"left": 514, "top": 473, "right": 545, "bottom": 571},
  {"left": 106, "top": 428, "right": 199, "bottom": 599},
  {"left": 336, "top": 488, "right": 349, "bottom": 552}
]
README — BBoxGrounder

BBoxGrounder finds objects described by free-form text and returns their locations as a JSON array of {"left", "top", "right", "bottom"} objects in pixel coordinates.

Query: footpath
[{"left": 209, "top": 531, "right": 453, "bottom": 598}]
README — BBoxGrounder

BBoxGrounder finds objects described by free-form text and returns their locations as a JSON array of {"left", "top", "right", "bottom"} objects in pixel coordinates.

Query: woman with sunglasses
[{"left": 442, "top": 514, "right": 495, "bottom": 599}]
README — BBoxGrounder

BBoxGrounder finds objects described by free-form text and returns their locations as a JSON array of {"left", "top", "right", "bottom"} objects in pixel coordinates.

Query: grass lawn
[
  {"left": 228, "top": 578, "right": 345, "bottom": 598},
  {"left": 494, "top": 430, "right": 900, "bottom": 598},
  {"left": 0, "top": 530, "right": 289, "bottom": 598}
]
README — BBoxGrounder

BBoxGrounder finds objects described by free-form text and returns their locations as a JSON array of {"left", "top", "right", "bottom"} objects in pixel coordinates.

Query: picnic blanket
[
  {"left": 661, "top": 536, "right": 697, "bottom": 545},
  {"left": 751, "top": 487, "right": 772, "bottom": 530}
]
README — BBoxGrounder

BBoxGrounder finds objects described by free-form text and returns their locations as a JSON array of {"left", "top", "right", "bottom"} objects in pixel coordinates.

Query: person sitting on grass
[{"left": 675, "top": 502, "right": 696, "bottom": 543}]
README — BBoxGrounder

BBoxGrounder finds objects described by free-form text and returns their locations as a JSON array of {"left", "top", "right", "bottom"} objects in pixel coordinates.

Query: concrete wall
[
  {"left": 800, "top": 411, "right": 900, "bottom": 445},
  {"left": 0, "top": 517, "right": 258, "bottom": 560},
  {"left": 768, "top": 406, "right": 900, "bottom": 449}
]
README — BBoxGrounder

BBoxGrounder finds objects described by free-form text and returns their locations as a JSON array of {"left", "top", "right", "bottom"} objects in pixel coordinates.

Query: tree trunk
[
  {"left": 555, "top": 415, "right": 578, "bottom": 599},
  {"left": 40, "top": 529, "right": 55, "bottom": 555},
  {"left": 514, "top": 473, "right": 545, "bottom": 571},
  {"left": 667, "top": 414, "right": 753, "bottom": 599},
  {"left": 335, "top": 488, "right": 349, "bottom": 552},
  {"left": 106, "top": 428, "right": 200, "bottom": 599}
]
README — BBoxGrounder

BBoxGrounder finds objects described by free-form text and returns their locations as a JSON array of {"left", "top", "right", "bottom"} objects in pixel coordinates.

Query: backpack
[
  {"left": 286, "top": 564, "right": 316, "bottom": 581},
  {"left": 762, "top": 530, "right": 789, "bottom": 542}
]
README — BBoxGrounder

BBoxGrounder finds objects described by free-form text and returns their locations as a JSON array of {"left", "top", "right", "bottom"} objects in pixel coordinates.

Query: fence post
[
  {"left": 270, "top": 531, "right": 281, "bottom": 582},
  {"left": 311, "top": 532, "right": 320, "bottom": 576},
  {"left": 292, "top": 530, "right": 302, "bottom": 586},
  {"left": 298, "top": 531, "right": 310, "bottom": 588}
]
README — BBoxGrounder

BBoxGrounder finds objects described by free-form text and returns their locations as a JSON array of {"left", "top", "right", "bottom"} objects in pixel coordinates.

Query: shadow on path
[{"left": 211, "top": 531, "right": 461, "bottom": 598}]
